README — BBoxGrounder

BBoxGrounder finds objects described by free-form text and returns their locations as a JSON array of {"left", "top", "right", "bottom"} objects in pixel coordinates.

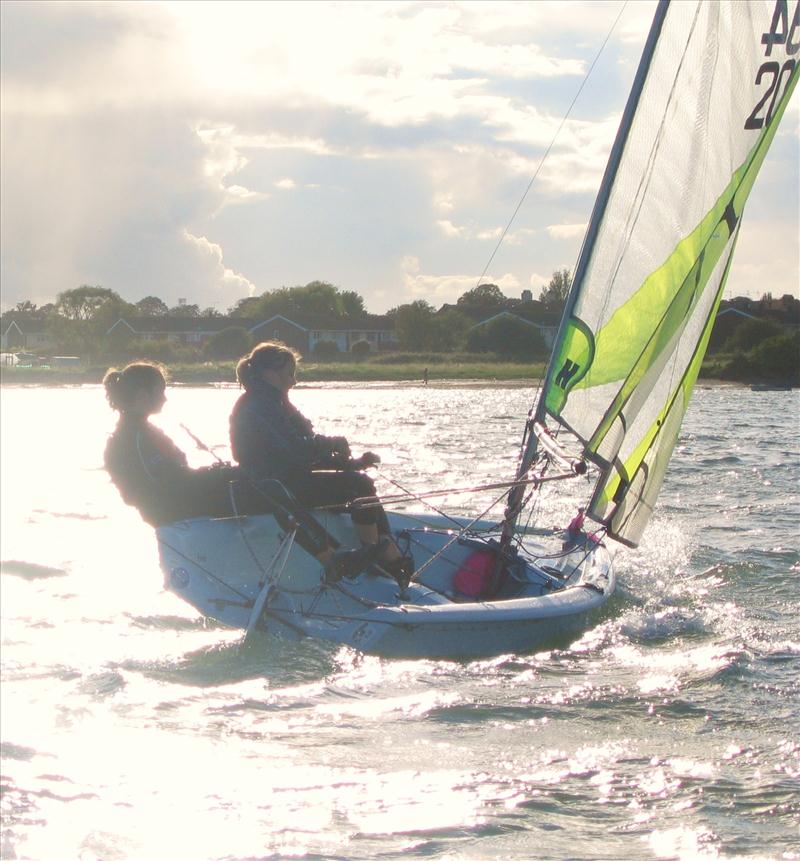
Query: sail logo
[
  {"left": 171, "top": 567, "right": 190, "bottom": 588},
  {"left": 555, "top": 359, "right": 581, "bottom": 389},
  {"left": 745, "top": 0, "right": 798, "bottom": 130}
]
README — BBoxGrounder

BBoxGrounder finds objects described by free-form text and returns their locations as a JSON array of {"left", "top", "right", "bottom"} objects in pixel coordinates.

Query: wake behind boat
[{"left": 155, "top": 0, "right": 797, "bottom": 659}]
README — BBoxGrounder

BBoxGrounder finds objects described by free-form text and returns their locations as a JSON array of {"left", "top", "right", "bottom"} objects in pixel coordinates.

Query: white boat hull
[{"left": 157, "top": 511, "right": 615, "bottom": 659}]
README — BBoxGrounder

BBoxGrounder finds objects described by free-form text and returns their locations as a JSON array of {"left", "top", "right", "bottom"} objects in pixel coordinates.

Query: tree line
[
  {"left": 3, "top": 273, "right": 573, "bottom": 362},
  {"left": 5, "top": 275, "right": 795, "bottom": 383}
]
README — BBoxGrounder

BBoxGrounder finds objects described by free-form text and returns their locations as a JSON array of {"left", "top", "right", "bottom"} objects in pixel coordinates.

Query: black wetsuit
[{"left": 229, "top": 380, "right": 387, "bottom": 530}]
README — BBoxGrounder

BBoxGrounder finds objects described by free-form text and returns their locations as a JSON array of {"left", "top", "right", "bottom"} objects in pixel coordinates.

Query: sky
[{"left": 1, "top": 0, "right": 798, "bottom": 315}]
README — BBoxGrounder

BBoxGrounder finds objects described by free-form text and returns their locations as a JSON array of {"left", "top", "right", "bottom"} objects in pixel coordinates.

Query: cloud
[
  {"left": 529, "top": 272, "right": 550, "bottom": 292},
  {"left": 224, "top": 184, "right": 268, "bottom": 202},
  {"left": 182, "top": 231, "right": 256, "bottom": 298},
  {"left": 437, "top": 220, "right": 465, "bottom": 238},
  {"left": 400, "top": 255, "right": 521, "bottom": 305},
  {"left": 547, "top": 223, "right": 586, "bottom": 240},
  {"left": 0, "top": 105, "right": 252, "bottom": 310}
]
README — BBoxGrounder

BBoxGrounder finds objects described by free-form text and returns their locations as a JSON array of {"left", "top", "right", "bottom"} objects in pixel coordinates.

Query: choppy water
[{"left": 1, "top": 383, "right": 798, "bottom": 861}]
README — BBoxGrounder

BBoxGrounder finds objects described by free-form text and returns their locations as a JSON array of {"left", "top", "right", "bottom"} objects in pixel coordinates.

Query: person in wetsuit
[
  {"left": 229, "top": 342, "right": 411, "bottom": 582},
  {"left": 103, "top": 361, "right": 375, "bottom": 578}
]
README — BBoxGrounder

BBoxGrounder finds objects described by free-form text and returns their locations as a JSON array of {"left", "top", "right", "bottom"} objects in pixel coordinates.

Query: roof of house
[
  {"left": 106, "top": 316, "right": 252, "bottom": 335},
  {"left": 103, "top": 313, "right": 396, "bottom": 337},
  {"left": 1, "top": 316, "right": 50, "bottom": 334},
  {"left": 249, "top": 314, "right": 395, "bottom": 332},
  {"left": 715, "top": 307, "right": 758, "bottom": 321},
  {"left": 470, "top": 310, "right": 559, "bottom": 330}
]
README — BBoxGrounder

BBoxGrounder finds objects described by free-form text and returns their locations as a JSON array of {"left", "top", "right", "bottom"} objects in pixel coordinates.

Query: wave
[
  {"left": 32, "top": 510, "right": 106, "bottom": 521},
  {"left": 0, "top": 742, "right": 39, "bottom": 762},
  {"left": 123, "top": 613, "right": 218, "bottom": 632},
  {"left": 0, "top": 560, "right": 67, "bottom": 579}
]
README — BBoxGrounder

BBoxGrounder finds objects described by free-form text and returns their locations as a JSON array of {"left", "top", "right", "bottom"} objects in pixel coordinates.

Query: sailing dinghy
[{"left": 157, "top": 0, "right": 798, "bottom": 659}]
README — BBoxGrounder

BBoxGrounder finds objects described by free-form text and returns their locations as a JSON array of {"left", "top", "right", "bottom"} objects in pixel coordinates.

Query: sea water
[{"left": 1, "top": 383, "right": 798, "bottom": 861}]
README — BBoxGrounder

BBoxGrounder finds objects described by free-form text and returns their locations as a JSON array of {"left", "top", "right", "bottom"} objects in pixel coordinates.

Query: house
[
  {"left": 105, "top": 316, "right": 248, "bottom": 345},
  {"left": 0, "top": 318, "right": 55, "bottom": 352},
  {"left": 727, "top": 295, "right": 758, "bottom": 313},
  {"left": 105, "top": 313, "right": 398, "bottom": 355},
  {"left": 708, "top": 306, "right": 759, "bottom": 352},
  {"left": 248, "top": 314, "right": 398, "bottom": 355},
  {"left": 469, "top": 311, "right": 559, "bottom": 350},
  {"left": 758, "top": 293, "right": 800, "bottom": 323}
]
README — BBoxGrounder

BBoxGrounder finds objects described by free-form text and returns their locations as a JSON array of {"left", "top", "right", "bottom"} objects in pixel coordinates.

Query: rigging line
[
  {"left": 227, "top": 483, "right": 300, "bottom": 596},
  {"left": 474, "top": 0, "right": 629, "bottom": 290},
  {"left": 333, "top": 470, "right": 580, "bottom": 512},
  {"left": 180, "top": 422, "right": 223, "bottom": 460},
  {"left": 412, "top": 488, "right": 511, "bottom": 580},
  {"left": 179, "top": 420, "right": 342, "bottom": 556},
  {"left": 228, "top": 482, "right": 269, "bottom": 582},
  {"left": 374, "top": 470, "right": 467, "bottom": 529}
]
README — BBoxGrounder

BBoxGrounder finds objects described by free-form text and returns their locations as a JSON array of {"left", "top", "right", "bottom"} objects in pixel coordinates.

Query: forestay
[{"left": 533, "top": 0, "right": 798, "bottom": 547}]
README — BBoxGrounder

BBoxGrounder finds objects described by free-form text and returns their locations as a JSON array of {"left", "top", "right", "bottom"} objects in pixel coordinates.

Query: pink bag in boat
[{"left": 453, "top": 550, "right": 496, "bottom": 599}]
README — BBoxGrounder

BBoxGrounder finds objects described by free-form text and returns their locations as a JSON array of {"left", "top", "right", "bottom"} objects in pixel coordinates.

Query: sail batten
[{"left": 528, "top": 0, "right": 798, "bottom": 546}]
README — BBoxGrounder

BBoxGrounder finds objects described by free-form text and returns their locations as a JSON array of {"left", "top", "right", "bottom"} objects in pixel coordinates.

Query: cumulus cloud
[
  {"left": 529, "top": 272, "right": 551, "bottom": 293},
  {"left": 0, "top": 105, "right": 254, "bottom": 310},
  {"left": 547, "top": 223, "right": 587, "bottom": 240},
  {"left": 504, "top": 227, "right": 539, "bottom": 246},
  {"left": 224, "top": 185, "right": 268, "bottom": 203},
  {"left": 182, "top": 231, "right": 256, "bottom": 296},
  {"left": 437, "top": 220, "right": 465, "bottom": 239},
  {"left": 400, "top": 254, "right": 521, "bottom": 305}
]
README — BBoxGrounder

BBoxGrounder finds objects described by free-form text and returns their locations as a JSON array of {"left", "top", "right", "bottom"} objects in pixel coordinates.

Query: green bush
[
  {"left": 466, "top": 316, "right": 546, "bottom": 359},
  {"left": 723, "top": 318, "right": 783, "bottom": 353},
  {"left": 123, "top": 338, "right": 182, "bottom": 362},
  {"left": 747, "top": 332, "right": 800, "bottom": 384},
  {"left": 203, "top": 326, "right": 252, "bottom": 360},
  {"left": 313, "top": 340, "right": 341, "bottom": 360},
  {"left": 350, "top": 340, "right": 371, "bottom": 358}
]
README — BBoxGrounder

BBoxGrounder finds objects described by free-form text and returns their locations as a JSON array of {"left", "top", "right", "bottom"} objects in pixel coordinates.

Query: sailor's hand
[{"left": 353, "top": 451, "right": 381, "bottom": 469}]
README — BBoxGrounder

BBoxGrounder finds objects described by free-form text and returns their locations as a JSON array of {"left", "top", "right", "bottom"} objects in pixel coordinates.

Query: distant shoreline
[{"left": 0, "top": 363, "right": 787, "bottom": 388}]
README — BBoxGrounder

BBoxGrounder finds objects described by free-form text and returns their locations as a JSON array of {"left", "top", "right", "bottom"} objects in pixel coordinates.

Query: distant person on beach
[
  {"left": 423, "top": 367, "right": 428, "bottom": 385},
  {"left": 230, "top": 342, "right": 412, "bottom": 583},
  {"left": 103, "top": 360, "right": 398, "bottom": 579}
]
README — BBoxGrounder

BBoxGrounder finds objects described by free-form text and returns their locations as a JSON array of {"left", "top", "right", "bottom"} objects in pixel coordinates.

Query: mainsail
[{"left": 527, "top": 0, "right": 798, "bottom": 547}]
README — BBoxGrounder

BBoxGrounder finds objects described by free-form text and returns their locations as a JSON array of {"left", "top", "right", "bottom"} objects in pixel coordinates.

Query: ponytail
[
  {"left": 104, "top": 361, "right": 166, "bottom": 412},
  {"left": 235, "top": 355, "right": 256, "bottom": 387}
]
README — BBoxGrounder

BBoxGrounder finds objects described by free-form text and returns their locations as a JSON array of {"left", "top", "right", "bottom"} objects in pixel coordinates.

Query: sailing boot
[
  {"left": 324, "top": 543, "right": 384, "bottom": 584},
  {"left": 381, "top": 555, "right": 415, "bottom": 593}
]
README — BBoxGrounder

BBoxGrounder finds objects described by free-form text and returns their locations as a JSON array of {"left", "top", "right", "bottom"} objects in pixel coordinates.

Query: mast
[{"left": 498, "top": 0, "right": 671, "bottom": 542}]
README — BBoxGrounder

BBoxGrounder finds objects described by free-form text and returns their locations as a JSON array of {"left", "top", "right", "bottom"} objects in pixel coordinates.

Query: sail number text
[{"left": 745, "top": 0, "right": 798, "bottom": 130}]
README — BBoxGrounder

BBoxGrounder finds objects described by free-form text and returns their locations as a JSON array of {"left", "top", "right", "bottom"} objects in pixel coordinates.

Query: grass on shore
[
  {"left": 0, "top": 352, "right": 793, "bottom": 386},
  {"left": 0, "top": 358, "right": 549, "bottom": 385}
]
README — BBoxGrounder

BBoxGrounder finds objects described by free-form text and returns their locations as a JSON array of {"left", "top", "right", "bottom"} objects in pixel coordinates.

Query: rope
[{"left": 330, "top": 471, "right": 579, "bottom": 511}]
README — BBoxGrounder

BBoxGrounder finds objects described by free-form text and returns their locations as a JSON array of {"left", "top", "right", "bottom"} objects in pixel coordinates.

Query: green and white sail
[{"left": 532, "top": 0, "right": 798, "bottom": 547}]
